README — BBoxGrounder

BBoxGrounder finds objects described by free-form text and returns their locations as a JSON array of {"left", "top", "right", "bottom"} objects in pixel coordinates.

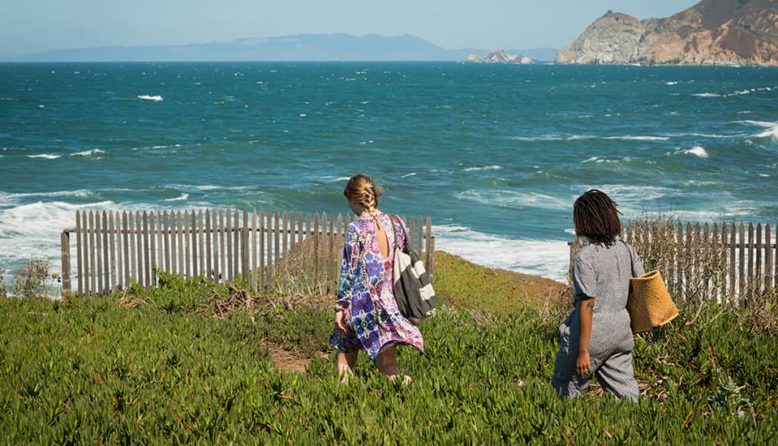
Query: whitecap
[
  {"left": 433, "top": 224, "right": 568, "bottom": 282},
  {"left": 726, "top": 89, "right": 751, "bottom": 97},
  {"left": 456, "top": 190, "right": 568, "bottom": 211},
  {"left": 577, "top": 184, "right": 670, "bottom": 205},
  {"left": 164, "top": 193, "right": 189, "bottom": 202},
  {"left": 510, "top": 134, "right": 563, "bottom": 142},
  {"left": 400, "top": 172, "right": 417, "bottom": 178},
  {"left": 754, "top": 124, "right": 778, "bottom": 141},
  {"left": 0, "top": 190, "right": 93, "bottom": 204},
  {"left": 602, "top": 135, "right": 669, "bottom": 141},
  {"left": 70, "top": 149, "right": 104, "bottom": 157},
  {"left": 137, "top": 95, "right": 163, "bottom": 102},
  {"left": 665, "top": 81, "right": 679, "bottom": 85},
  {"left": 463, "top": 165, "right": 502, "bottom": 172},
  {"left": 735, "top": 120, "right": 776, "bottom": 128},
  {"left": 692, "top": 93, "right": 721, "bottom": 98},
  {"left": 679, "top": 146, "right": 710, "bottom": 158},
  {"left": 0, "top": 200, "right": 115, "bottom": 275},
  {"left": 28, "top": 154, "right": 60, "bottom": 160}
]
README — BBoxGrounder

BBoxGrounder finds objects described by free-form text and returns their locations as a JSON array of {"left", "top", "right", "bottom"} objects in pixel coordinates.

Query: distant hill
[
  {"left": 6, "top": 34, "right": 558, "bottom": 62},
  {"left": 557, "top": 0, "right": 778, "bottom": 66}
]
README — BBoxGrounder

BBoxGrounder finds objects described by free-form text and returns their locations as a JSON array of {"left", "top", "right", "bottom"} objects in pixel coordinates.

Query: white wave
[
  {"left": 433, "top": 224, "right": 569, "bottom": 282},
  {"left": 726, "top": 89, "right": 751, "bottom": 97},
  {"left": 70, "top": 148, "right": 105, "bottom": 157},
  {"left": 193, "top": 185, "right": 222, "bottom": 191},
  {"left": 514, "top": 134, "right": 668, "bottom": 142},
  {"left": 510, "top": 134, "right": 563, "bottom": 142},
  {"left": 164, "top": 193, "right": 189, "bottom": 202},
  {"left": 137, "top": 94, "right": 163, "bottom": 102},
  {"left": 566, "top": 135, "right": 596, "bottom": 141},
  {"left": 665, "top": 81, "right": 679, "bottom": 85},
  {"left": 754, "top": 124, "right": 778, "bottom": 141},
  {"left": 735, "top": 120, "right": 776, "bottom": 128},
  {"left": 581, "top": 156, "right": 631, "bottom": 164},
  {"left": 669, "top": 132, "right": 743, "bottom": 139},
  {"left": 456, "top": 190, "right": 569, "bottom": 211},
  {"left": 680, "top": 146, "right": 710, "bottom": 158},
  {"left": 577, "top": 184, "right": 671, "bottom": 205},
  {"left": 28, "top": 154, "right": 60, "bottom": 160},
  {"left": 692, "top": 93, "right": 721, "bottom": 98},
  {"left": 0, "top": 201, "right": 115, "bottom": 275},
  {"left": 464, "top": 165, "right": 502, "bottom": 172},
  {"left": 602, "top": 135, "right": 669, "bottom": 141},
  {"left": 0, "top": 190, "right": 93, "bottom": 205},
  {"left": 400, "top": 172, "right": 417, "bottom": 178}
]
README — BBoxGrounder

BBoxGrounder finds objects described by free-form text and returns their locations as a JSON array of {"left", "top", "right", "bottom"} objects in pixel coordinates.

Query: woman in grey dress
[{"left": 552, "top": 189, "right": 644, "bottom": 401}]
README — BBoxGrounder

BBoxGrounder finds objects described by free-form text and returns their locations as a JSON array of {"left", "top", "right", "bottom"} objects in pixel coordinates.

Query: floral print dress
[{"left": 329, "top": 211, "right": 425, "bottom": 360}]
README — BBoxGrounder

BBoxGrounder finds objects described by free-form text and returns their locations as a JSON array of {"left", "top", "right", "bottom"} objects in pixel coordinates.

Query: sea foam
[
  {"left": 433, "top": 224, "right": 569, "bottom": 281},
  {"left": 464, "top": 165, "right": 502, "bottom": 172},
  {"left": 138, "top": 95, "right": 163, "bottom": 102},
  {"left": 681, "top": 146, "right": 710, "bottom": 158},
  {"left": 28, "top": 154, "right": 60, "bottom": 160},
  {"left": 70, "top": 149, "right": 105, "bottom": 157},
  {"left": 456, "top": 190, "right": 569, "bottom": 211},
  {"left": 0, "top": 201, "right": 115, "bottom": 272},
  {"left": 164, "top": 193, "right": 189, "bottom": 202}
]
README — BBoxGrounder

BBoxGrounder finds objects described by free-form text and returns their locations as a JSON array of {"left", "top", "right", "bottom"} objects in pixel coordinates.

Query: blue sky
[{"left": 0, "top": 0, "right": 699, "bottom": 57}]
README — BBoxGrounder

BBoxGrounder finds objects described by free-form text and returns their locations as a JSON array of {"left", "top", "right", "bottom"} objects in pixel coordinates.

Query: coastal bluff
[{"left": 556, "top": 0, "right": 778, "bottom": 66}]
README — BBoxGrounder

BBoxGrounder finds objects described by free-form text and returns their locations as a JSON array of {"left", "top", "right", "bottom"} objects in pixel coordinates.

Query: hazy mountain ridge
[
  {"left": 6, "top": 34, "right": 558, "bottom": 62},
  {"left": 557, "top": 0, "right": 778, "bottom": 66}
]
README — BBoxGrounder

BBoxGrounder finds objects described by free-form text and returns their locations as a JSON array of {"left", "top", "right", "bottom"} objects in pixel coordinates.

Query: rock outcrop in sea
[
  {"left": 466, "top": 50, "right": 533, "bottom": 64},
  {"left": 557, "top": 0, "right": 778, "bottom": 66}
]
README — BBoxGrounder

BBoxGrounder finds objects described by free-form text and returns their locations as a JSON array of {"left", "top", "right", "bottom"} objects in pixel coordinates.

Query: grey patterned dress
[{"left": 552, "top": 238, "right": 644, "bottom": 400}]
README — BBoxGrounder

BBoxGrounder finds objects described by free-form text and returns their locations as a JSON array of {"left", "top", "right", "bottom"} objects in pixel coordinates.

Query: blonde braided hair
[{"left": 344, "top": 174, "right": 382, "bottom": 213}]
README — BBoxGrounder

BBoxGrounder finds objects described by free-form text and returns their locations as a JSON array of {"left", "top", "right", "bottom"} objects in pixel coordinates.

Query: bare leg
[
  {"left": 337, "top": 351, "right": 358, "bottom": 384},
  {"left": 376, "top": 347, "right": 412, "bottom": 383}
]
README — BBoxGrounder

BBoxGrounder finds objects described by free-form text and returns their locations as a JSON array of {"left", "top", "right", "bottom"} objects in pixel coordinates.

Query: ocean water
[{"left": 1, "top": 62, "right": 777, "bottom": 282}]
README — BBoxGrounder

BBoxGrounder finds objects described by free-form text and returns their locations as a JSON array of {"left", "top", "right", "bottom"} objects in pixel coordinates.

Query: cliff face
[{"left": 557, "top": 0, "right": 778, "bottom": 65}]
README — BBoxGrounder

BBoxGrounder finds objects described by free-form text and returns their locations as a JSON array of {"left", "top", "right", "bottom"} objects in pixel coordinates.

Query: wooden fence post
[
  {"left": 242, "top": 209, "right": 250, "bottom": 280},
  {"left": 60, "top": 230, "right": 71, "bottom": 296}
]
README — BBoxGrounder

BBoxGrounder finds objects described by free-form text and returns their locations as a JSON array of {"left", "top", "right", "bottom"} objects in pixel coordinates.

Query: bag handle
[{"left": 388, "top": 214, "right": 408, "bottom": 254}]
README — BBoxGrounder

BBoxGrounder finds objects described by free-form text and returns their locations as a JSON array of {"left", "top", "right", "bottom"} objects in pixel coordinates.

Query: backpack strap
[{"left": 388, "top": 214, "right": 408, "bottom": 253}]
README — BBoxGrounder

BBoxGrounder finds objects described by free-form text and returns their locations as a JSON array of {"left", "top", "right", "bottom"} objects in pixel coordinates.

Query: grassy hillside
[{"left": 1, "top": 253, "right": 776, "bottom": 444}]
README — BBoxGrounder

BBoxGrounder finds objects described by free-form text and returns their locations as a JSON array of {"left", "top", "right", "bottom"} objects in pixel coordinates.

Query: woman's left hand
[
  {"left": 334, "top": 309, "right": 348, "bottom": 333},
  {"left": 576, "top": 351, "right": 591, "bottom": 376}
]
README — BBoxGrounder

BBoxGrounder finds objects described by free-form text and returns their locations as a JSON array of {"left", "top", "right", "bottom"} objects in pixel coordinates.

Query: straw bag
[
  {"left": 389, "top": 214, "right": 436, "bottom": 324},
  {"left": 623, "top": 242, "right": 679, "bottom": 333}
]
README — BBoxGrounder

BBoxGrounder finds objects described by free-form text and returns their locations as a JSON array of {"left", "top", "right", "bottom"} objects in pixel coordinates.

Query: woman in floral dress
[{"left": 330, "top": 174, "right": 424, "bottom": 383}]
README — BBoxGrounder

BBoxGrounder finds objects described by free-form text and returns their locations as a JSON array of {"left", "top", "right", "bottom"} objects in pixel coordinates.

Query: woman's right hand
[{"left": 335, "top": 309, "right": 348, "bottom": 333}]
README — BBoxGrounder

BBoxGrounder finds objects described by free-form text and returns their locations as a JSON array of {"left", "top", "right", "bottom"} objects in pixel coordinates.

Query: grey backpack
[{"left": 388, "top": 214, "right": 436, "bottom": 324}]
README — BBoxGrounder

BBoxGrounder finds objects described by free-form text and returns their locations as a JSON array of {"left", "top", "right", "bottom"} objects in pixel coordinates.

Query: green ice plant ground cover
[{"left": 1, "top": 252, "right": 776, "bottom": 444}]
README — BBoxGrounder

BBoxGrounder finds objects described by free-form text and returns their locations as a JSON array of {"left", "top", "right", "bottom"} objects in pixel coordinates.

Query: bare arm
[{"left": 576, "top": 298, "right": 594, "bottom": 376}]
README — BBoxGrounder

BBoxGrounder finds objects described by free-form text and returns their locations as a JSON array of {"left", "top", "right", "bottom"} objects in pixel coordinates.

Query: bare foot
[
  {"left": 388, "top": 374, "right": 413, "bottom": 385},
  {"left": 338, "top": 368, "right": 353, "bottom": 385}
]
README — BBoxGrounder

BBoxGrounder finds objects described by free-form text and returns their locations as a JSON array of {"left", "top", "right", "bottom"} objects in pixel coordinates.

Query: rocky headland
[{"left": 556, "top": 0, "right": 778, "bottom": 66}]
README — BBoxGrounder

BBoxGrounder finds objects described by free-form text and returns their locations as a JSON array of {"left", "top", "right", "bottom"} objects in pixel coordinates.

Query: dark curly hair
[{"left": 573, "top": 189, "right": 622, "bottom": 245}]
